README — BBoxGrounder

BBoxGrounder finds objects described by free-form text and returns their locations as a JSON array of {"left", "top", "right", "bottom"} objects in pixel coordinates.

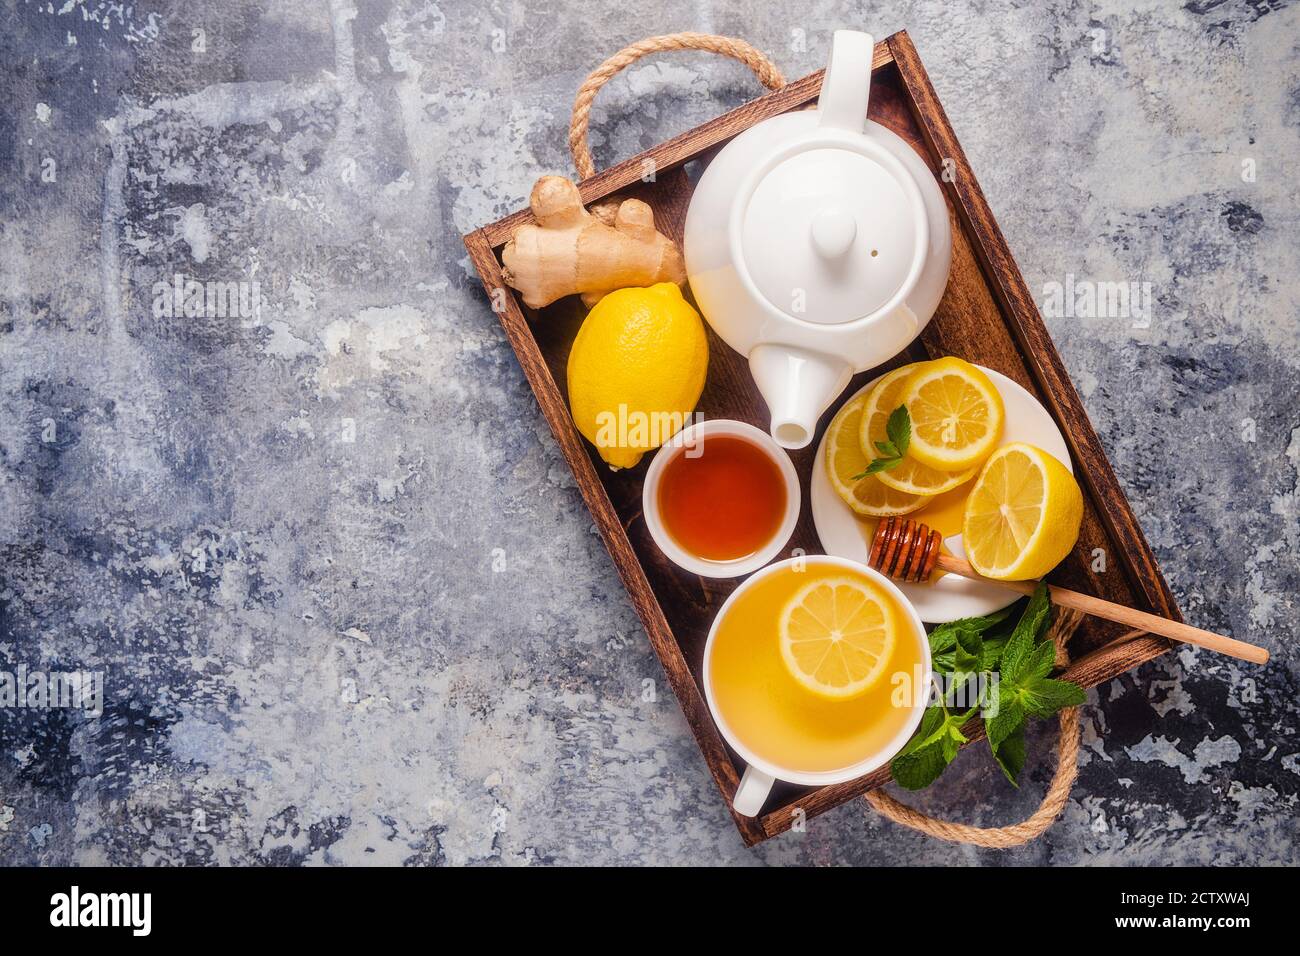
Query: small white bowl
[{"left": 642, "top": 419, "right": 801, "bottom": 578}]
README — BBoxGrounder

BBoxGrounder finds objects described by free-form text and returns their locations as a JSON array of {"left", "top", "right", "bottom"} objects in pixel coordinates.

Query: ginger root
[{"left": 501, "top": 176, "right": 685, "bottom": 310}]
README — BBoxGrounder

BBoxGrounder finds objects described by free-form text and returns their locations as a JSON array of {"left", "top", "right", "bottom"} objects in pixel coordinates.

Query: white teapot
[{"left": 684, "top": 31, "right": 951, "bottom": 449}]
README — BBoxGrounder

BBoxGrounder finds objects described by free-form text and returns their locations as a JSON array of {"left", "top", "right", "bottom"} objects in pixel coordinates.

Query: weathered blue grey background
[{"left": 1, "top": 0, "right": 1296, "bottom": 866}]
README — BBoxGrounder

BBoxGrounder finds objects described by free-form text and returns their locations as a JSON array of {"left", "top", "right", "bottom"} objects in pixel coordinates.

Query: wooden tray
[{"left": 463, "top": 31, "right": 1182, "bottom": 846}]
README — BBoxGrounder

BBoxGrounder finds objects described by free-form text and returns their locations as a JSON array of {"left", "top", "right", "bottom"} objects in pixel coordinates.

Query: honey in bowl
[{"left": 657, "top": 434, "right": 786, "bottom": 562}]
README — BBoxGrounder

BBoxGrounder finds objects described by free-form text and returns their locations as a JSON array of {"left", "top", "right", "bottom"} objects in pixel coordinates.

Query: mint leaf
[
  {"left": 1022, "top": 580, "right": 1053, "bottom": 638},
  {"left": 886, "top": 405, "right": 911, "bottom": 458},
  {"left": 1022, "top": 637, "right": 1058, "bottom": 682},
  {"left": 856, "top": 456, "right": 900, "bottom": 477},
  {"left": 929, "top": 625, "right": 959, "bottom": 659},
  {"left": 953, "top": 628, "right": 983, "bottom": 675},
  {"left": 928, "top": 609, "right": 1012, "bottom": 675},
  {"left": 985, "top": 691, "right": 1024, "bottom": 750},
  {"left": 980, "top": 635, "right": 1008, "bottom": 671},
  {"left": 931, "top": 608, "right": 1012, "bottom": 642},
  {"left": 947, "top": 629, "right": 984, "bottom": 701},
  {"left": 908, "top": 704, "right": 946, "bottom": 745},
  {"left": 1018, "top": 676, "right": 1086, "bottom": 718},
  {"left": 911, "top": 704, "right": 946, "bottom": 744},
  {"left": 1001, "top": 585, "right": 1051, "bottom": 684},
  {"left": 978, "top": 606, "right": 1014, "bottom": 630},
  {"left": 849, "top": 406, "right": 912, "bottom": 479},
  {"left": 891, "top": 704, "right": 977, "bottom": 791},
  {"left": 940, "top": 722, "right": 968, "bottom": 763},
  {"left": 991, "top": 723, "right": 1026, "bottom": 787},
  {"left": 1000, "top": 629, "right": 1032, "bottom": 686},
  {"left": 891, "top": 705, "right": 951, "bottom": 790},
  {"left": 892, "top": 736, "right": 949, "bottom": 791}
]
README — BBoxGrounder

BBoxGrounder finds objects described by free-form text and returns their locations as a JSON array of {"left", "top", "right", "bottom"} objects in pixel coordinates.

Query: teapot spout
[{"left": 749, "top": 345, "right": 852, "bottom": 450}]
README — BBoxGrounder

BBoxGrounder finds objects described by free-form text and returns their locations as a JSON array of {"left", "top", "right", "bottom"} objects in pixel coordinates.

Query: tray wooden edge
[{"left": 464, "top": 31, "right": 1183, "bottom": 848}]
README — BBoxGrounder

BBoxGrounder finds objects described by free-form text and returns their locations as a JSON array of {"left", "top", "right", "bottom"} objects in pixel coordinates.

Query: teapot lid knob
[{"left": 810, "top": 208, "right": 857, "bottom": 258}]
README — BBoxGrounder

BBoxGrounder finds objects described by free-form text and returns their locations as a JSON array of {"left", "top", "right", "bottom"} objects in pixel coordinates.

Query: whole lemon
[{"left": 567, "top": 283, "right": 708, "bottom": 469}]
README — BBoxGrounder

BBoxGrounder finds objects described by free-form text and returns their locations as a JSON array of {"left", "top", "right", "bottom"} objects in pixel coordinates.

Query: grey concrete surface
[{"left": 0, "top": 0, "right": 1296, "bottom": 865}]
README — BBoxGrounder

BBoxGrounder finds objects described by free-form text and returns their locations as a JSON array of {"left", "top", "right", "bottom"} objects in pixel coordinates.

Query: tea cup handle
[
  {"left": 733, "top": 765, "right": 775, "bottom": 817},
  {"left": 817, "top": 30, "right": 874, "bottom": 133}
]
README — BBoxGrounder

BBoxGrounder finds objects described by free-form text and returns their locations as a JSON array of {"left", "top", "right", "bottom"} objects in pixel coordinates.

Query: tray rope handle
[
  {"left": 863, "top": 608, "right": 1122, "bottom": 848},
  {"left": 568, "top": 33, "right": 787, "bottom": 179}
]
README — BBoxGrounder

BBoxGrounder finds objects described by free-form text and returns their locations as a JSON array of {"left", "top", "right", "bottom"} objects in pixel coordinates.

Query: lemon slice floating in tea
[
  {"left": 899, "top": 357, "right": 1005, "bottom": 471},
  {"left": 962, "top": 443, "right": 1084, "bottom": 580},
  {"left": 779, "top": 577, "right": 897, "bottom": 700},
  {"left": 825, "top": 391, "right": 931, "bottom": 517},
  {"left": 858, "top": 363, "right": 979, "bottom": 496}
]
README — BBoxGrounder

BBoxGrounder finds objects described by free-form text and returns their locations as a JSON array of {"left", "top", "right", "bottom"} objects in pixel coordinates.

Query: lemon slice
[
  {"left": 779, "top": 576, "right": 897, "bottom": 699},
  {"left": 859, "top": 364, "right": 979, "bottom": 495},
  {"left": 825, "top": 392, "right": 932, "bottom": 517},
  {"left": 900, "top": 357, "right": 1005, "bottom": 471},
  {"left": 962, "top": 443, "right": 1084, "bottom": 580}
]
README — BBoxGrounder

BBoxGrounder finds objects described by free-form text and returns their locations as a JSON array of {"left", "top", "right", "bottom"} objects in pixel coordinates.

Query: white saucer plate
[{"left": 810, "top": 366, "right": 1073, "bottom": 623}]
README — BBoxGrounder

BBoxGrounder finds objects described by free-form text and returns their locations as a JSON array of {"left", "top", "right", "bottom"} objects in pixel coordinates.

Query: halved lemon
[
  {"left": 962, "top": 443, "right": 1084, "bottom": 580},
  {"left": 859, "top": 364, "right": 979, "bottom": 496},
  {"left": 825, "top": 392, "right": 932, "bottom": 517},
  {"left": 779, "top": 576, "right": 897, "bottom": 699},
  {"left": 899, "top": 357, "right": 1005, "bottom": 471}
]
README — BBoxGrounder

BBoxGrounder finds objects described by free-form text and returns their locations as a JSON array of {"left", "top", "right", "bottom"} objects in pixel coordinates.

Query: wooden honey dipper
[{"left": 868, "top": 517, "right": 1269, "bottom": 666}]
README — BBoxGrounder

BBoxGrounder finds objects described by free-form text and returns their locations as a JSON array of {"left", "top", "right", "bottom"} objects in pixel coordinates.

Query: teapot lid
[
  {"left": 738, "top": 145, "right": 924, "bottom": 325},
  {"left": 733, "top": 30, "right": 928, "bottom": 326}
]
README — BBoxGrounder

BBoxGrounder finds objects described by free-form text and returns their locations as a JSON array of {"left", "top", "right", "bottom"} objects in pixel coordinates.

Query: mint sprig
[
  {"left": 986, "top": 589, "right": 1085, "bottom": 784},
  {"left": 890, "top": 583, "right": 1086, "bottom": 791},
  {"left": 851, "top": 405, "right": 911, "bottom": 479}
]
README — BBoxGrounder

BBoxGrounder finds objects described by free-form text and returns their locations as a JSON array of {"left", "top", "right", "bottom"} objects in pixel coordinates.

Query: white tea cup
[
  {"left": 702, "top": 555, "right": 932, "bottom": 817},
  {"left": 642, "top": 418, "right": 800, "bottom": 579}
]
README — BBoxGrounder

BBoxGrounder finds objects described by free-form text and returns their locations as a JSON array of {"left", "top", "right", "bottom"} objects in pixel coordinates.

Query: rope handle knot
[{"left": 568, "top": 33, "right": 786, "bottom": 179}]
